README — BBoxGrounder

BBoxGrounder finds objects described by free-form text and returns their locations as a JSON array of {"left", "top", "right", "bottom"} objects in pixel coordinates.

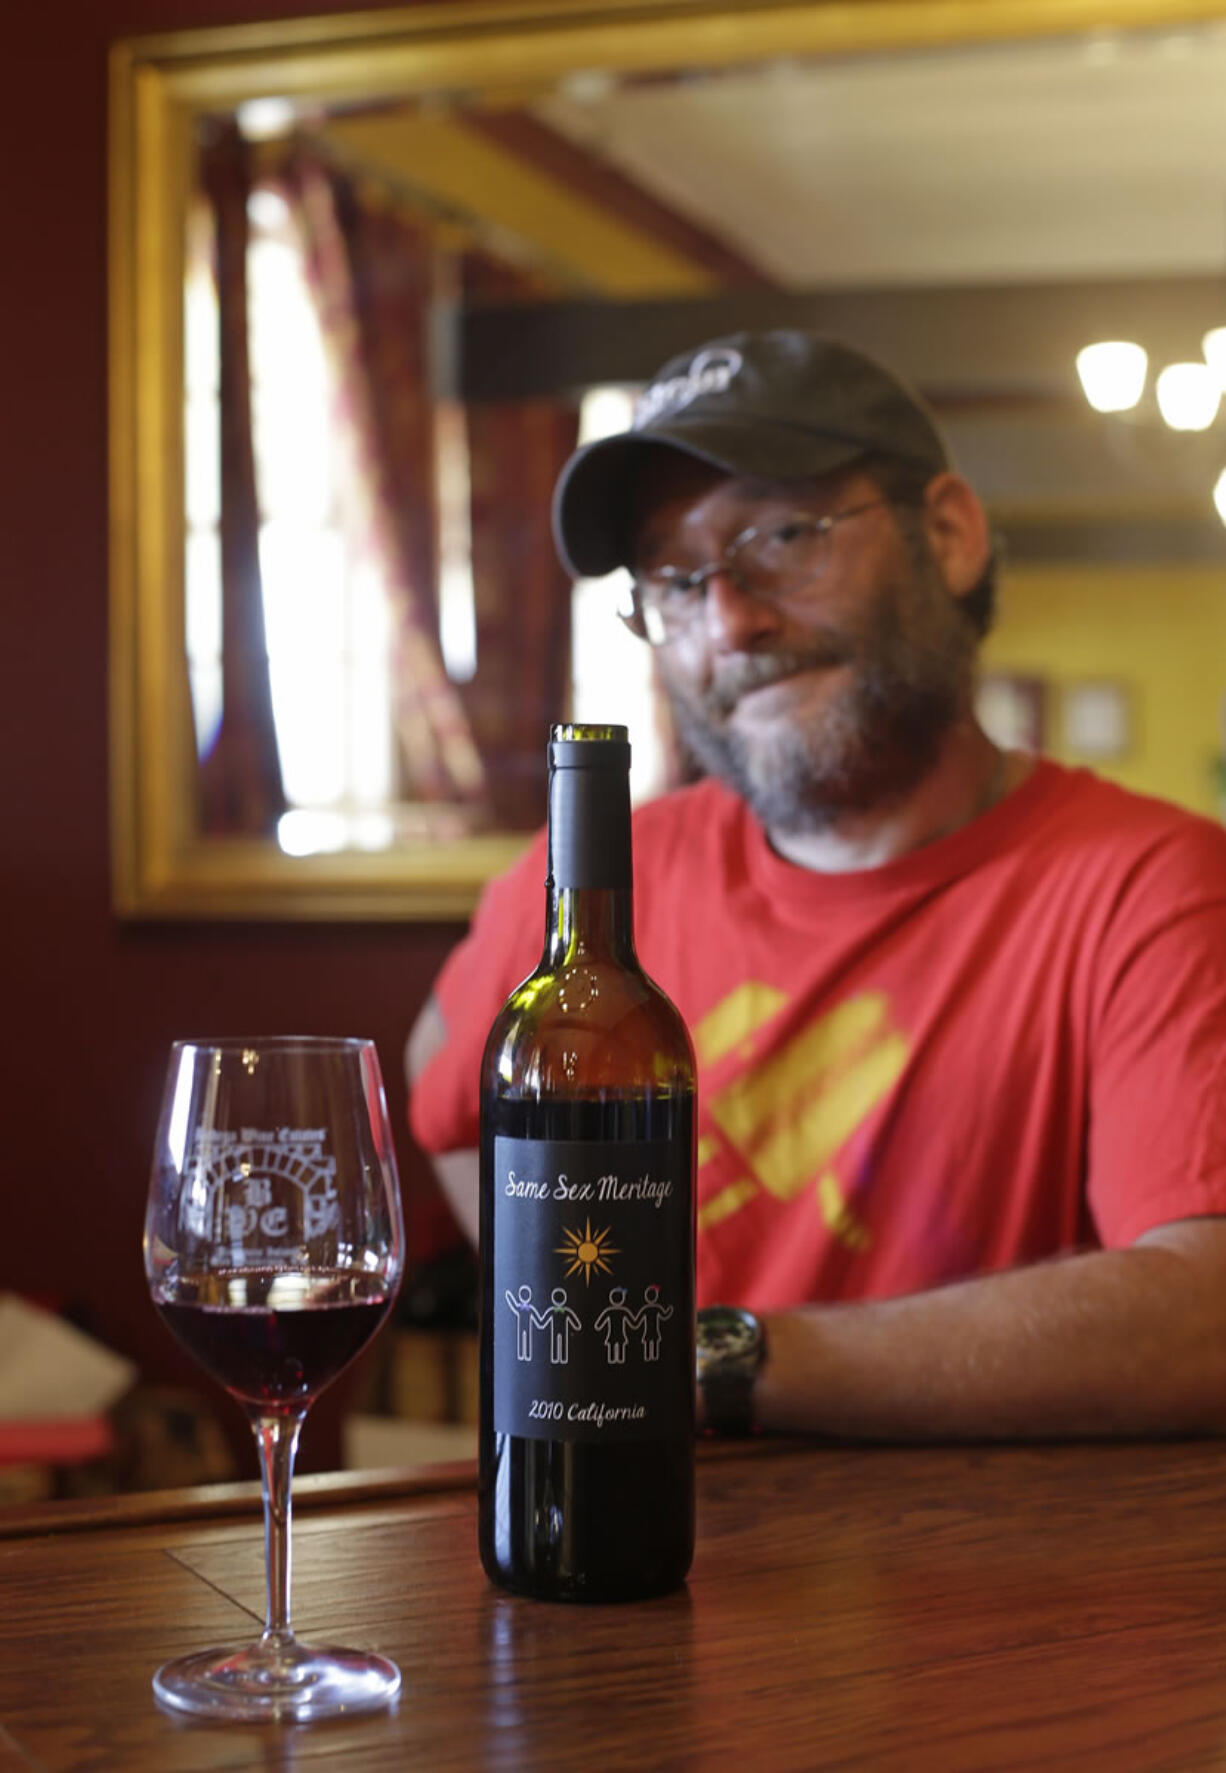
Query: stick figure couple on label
[
  {"left": 505, "top": 1284, "right": 581, "bottom": 1363},
  {"left": 505, "top": 1283, "right": 672, "bottom": 1365}
]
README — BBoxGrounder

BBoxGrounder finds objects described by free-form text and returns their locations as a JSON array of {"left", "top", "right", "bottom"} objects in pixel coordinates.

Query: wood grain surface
[{"left": 3, "top": 1440, "right": 1226, "bottom": 1770}]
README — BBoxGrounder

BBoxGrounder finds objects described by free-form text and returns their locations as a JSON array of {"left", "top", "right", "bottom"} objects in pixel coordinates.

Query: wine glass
[{"left": 144, "top": 1036, "right": 406, "bottom": 1721}]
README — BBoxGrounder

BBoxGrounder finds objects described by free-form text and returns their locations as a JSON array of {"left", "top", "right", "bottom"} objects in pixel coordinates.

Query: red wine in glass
[{"left": 155, "top": 1270, "right": 393, "bottom": 1411}]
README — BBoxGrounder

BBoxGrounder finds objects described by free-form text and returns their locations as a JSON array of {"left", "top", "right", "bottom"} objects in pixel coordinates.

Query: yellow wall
[{"left": 981, "top": 564, "right": 1226, "bottom": 819}]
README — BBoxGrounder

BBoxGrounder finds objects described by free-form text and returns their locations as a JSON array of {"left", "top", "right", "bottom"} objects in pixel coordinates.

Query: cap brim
[{"left": 552, "top": 418, "right": 867, "bottom": 579}]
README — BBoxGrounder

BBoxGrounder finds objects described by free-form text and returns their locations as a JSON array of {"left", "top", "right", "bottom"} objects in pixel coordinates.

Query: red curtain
[
  {"left": 465, "top": 402, "right": 581, "bottom": 828},
  {"left": 461, "top": 254, "right": 581, "bottom": 830},
  {"left": 196, "top": 122, "right": 287, "bottom": 838},
  {"left": 198, "top": 140, "right": 583, "bottom": 837}
]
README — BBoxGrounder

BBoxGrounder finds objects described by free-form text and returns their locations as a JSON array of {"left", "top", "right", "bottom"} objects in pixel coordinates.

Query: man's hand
[{"left": 754, "top": 1216, "right": 1226, "bottom": 1440}]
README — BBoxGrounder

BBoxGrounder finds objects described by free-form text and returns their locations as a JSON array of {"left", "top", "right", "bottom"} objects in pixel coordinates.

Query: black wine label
[{"left": 492, "top": 1135, "right": 693, "bottom": 1443}]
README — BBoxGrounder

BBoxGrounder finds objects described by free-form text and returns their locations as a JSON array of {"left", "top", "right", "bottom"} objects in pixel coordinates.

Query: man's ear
[{"left": 919, "top": 473, "right": 991, "bottom": 600}]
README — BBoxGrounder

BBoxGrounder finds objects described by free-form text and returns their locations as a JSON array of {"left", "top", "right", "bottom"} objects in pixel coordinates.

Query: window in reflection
[
  {"left": 435, "top": 398, "right": 478, "bottom": 685},
  {"left": 185, "top": 186, "right": 399, "bottom": 850},
  {"left": 184, "top": 177, "right": 670, "bottom": 851},
  {"left": 570, "top": 386, "right": 669, "bottom": 807}
]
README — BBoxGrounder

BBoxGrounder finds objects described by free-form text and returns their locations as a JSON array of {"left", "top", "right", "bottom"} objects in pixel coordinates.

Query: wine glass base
[{"left": 152, "top": 1638, "right": 401, "bottom": 1722}]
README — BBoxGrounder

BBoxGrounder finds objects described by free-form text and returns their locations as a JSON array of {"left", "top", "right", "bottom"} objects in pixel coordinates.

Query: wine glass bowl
[{"left": 144, "top": 1036, "right": 405, "bottom": 1721}]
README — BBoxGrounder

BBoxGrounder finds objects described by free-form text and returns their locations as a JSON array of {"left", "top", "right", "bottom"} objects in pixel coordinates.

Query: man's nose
[{"left": 701, "top": 568, "right": 782, "bottom": 651}]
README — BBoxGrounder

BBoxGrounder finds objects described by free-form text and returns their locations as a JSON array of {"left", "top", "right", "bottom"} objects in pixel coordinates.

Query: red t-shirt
[{"left": 410, "top": 761, "right": 1226, "bottom": 1310}]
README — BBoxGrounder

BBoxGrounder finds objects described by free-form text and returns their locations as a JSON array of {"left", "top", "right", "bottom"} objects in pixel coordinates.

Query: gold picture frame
[{"left": 109, "top": 0, "right": 1222, "bottom": 918}]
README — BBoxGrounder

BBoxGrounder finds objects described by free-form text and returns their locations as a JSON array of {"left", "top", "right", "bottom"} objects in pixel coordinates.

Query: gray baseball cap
[{"left": 552, "top": 329, "right": 951, "bottom": 579}]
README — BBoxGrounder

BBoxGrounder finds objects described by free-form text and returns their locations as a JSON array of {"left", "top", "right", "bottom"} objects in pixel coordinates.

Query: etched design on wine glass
[
  {"left": 145, "top": 1036, "right": 405, "bottom": 1722},
  {"left": 179, "top": 1127, "right": 341, "bottom": 1256}
]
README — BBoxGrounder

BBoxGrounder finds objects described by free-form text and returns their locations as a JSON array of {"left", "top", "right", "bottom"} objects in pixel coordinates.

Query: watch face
[{"left": 696, "top": 1306, "right": 762, "bottom": 1378}]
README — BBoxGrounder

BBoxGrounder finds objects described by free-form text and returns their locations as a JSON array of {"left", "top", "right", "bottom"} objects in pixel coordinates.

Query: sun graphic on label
[{"left": 556, "top": 1218, "right": 620, "bottom": 1284}]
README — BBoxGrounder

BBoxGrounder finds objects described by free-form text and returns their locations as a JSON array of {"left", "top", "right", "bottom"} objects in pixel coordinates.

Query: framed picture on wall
[
  {"left": 976, "top": 673, "right": 1046, "bottom": 752},
  {"left": 1062, "top": 680, "right": 1134, "bottom": 759}
]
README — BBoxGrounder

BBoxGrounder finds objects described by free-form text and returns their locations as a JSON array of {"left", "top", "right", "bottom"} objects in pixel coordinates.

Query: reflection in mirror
[
  {"left": 187, "top": 116, "right": 582, "bottom": 851},
  {"left": 110, "top": 2, "right": 1226, "bottom": 919},
  {"left": 185, "top": 63, "right": 776, "bottom": 861}
]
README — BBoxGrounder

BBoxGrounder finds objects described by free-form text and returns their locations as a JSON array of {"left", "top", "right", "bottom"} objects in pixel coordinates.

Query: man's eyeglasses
[{"left": 628, "top": 497, "right": 900, "bottom": 645}]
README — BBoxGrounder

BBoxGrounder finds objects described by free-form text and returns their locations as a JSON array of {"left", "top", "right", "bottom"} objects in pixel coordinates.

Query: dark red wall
[{"left": 2, "top": 0, "right": 472, "bottom": 1470}]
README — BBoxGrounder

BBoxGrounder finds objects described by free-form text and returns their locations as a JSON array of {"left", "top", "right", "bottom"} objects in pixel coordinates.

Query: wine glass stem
[{"left": 250, "top": 1409, "right": 307, "bottom": 1647}]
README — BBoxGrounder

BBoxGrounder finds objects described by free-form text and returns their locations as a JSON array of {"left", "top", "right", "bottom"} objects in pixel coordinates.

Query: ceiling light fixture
[
  {"left": 1077, "top": 334, "right": 1226, "bottom": 526},
  {"left": 1075, "top": 341, "right": 1148, "bottom": 413},
  {"left": 1202, "top": 327, "right": 1226, "bottom": 390},
  {"left": 1155, "top": 362, "right": 1221, "bottom": 431},
  {"left": 235, "top": 96, "right": 297, "bottom": 141}
]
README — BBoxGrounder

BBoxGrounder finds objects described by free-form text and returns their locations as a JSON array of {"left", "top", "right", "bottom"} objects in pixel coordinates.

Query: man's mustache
[{"left": 703, "top": 639, "right": 854, "bottom": 716}]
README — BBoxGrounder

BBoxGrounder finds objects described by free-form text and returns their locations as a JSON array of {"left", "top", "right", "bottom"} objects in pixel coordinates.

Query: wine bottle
[{"left": 478, "top": 723, "right": 696, "bottom": 1601}]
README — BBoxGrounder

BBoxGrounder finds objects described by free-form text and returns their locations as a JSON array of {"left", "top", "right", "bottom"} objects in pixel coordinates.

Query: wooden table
[{"left": 3, "top": 1438, "right": 1226, "bottom": 1769}]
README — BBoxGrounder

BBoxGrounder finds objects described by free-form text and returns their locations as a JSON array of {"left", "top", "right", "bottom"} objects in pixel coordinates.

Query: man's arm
[
  {"left": 754, "top": 1217, "right": 1226, "bottom": 1439},
  {"left": 405, "top": 994, "right": 479, "bottom": 1248}
]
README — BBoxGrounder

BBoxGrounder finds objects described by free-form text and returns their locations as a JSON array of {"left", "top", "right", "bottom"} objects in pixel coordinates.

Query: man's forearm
[
  {"left": 755, "top": 1220, "right": 1226, "bottom": 1440},
  {"left": 405, "top": 995, "right": 480, "bottom": 1246},
  {"left": 431, "top": 1148, "right": 479, "bottom": 1247}
]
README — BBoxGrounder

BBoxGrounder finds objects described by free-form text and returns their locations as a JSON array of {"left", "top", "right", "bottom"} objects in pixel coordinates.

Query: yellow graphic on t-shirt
[
  {"left": 695, "top": 987, "right": 907, "bottom": 1243},
  {"left": 817, "top": 1171, "right": 872, "bottom": 1252},
  {"left": 697, "top": 1177, "right": 759, "bottom": 1232},
  {"left": 696, "top": 1133, "right": 723, "bottom": 1168},
  {"left": 694, "top": 982, "right": 789, "bottom": 1066}
]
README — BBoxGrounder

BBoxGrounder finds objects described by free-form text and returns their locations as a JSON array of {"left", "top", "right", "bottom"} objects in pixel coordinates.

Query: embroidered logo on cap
[{"left": 633, "top": 346, "right": 744, "bottom": 430}]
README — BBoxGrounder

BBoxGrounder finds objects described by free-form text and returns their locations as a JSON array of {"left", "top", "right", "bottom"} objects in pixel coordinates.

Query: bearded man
[{"left": 407, "top": 331, "right": 1226, "bottom": 1440}]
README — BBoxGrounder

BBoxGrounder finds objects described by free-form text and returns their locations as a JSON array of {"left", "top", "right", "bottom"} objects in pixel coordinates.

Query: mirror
[{"left": 110, "top": 0, "right": 1226, "bottom": 919}]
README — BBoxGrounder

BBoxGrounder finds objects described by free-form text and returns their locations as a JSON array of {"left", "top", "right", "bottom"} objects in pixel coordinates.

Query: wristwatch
[{"left": 696, "top": 1305, "right": 768, "bottom": 1436}]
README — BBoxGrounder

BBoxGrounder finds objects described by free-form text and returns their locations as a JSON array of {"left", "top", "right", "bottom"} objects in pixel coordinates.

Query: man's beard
[{"left": 660, "top": 537, "right": 979, "bottom": 834}]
